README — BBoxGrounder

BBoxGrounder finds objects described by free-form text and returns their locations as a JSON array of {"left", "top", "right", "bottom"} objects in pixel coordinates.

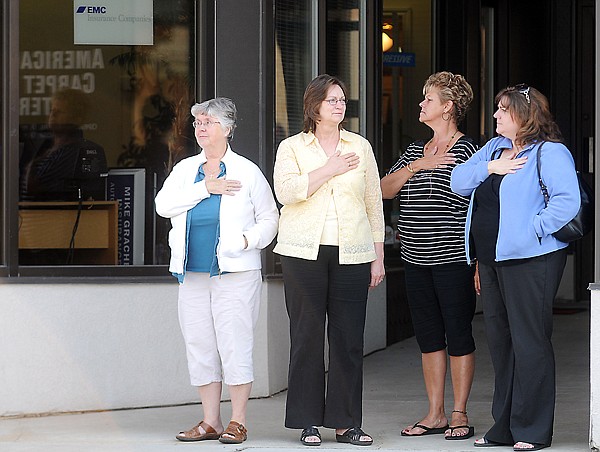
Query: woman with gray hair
[{"left": 155, "top": 97, "right": 279, "bottom": 444}]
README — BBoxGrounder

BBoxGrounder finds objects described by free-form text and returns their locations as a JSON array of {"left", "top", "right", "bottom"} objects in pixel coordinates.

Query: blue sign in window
[{"left": 383, "top": 52, "right": 416, "bottom": 67}]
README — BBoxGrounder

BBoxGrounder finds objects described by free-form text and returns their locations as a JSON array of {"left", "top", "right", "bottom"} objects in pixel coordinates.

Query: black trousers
[
  {"left": 404, "top": 261, "right": 476, "bottom": 355},
  {"left": 281, "top": 246, "right": 371, "bottom": 429},
  {"left": 478, "top": 248, "right": 567, "bottom": 446}
]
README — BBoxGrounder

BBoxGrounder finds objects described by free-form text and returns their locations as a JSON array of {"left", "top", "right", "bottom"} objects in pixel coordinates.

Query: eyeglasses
[
  {"left": 192, "top": 119, "right": 221, "bottom": 128},
  {"left": 323, "top": 98, "right": 347, "bottom": 106},
  {"left": 513, "top": 83, "right": 530, "bottom": 104}
]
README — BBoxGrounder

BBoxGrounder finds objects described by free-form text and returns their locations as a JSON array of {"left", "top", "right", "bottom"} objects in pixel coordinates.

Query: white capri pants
[{"left": 178, "top": 270, "right": 262, "bottom": 386}]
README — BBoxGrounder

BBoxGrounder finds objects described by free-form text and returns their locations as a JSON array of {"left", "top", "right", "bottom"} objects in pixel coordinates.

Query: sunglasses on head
[{"left": 512, "top": 83, "right": 530, "bottom": 104}]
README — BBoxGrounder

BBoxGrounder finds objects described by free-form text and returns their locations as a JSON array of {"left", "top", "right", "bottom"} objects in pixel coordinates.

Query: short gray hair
[{"left": 191, "top": 97, "right": 237, "bottom": 141}]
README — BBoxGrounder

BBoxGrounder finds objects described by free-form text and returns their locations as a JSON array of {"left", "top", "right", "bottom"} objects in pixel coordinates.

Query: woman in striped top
[{"left": 381, "top": 72, "right": 478, "bottom": 441}]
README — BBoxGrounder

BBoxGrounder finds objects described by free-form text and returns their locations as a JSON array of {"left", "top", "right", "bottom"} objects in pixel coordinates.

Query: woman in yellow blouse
[{"left": 273, "top": 74, "right": 384, "bottom": 447}]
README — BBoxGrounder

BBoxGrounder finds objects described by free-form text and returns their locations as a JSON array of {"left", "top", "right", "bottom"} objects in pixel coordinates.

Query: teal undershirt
[{"left": 173, "top": 162, "right": 225, "bottom": 282}]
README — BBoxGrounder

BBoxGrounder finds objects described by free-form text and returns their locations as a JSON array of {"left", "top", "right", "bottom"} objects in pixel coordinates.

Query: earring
[{"left": 442, "top": 111, "right": 451, "bottom": 121}]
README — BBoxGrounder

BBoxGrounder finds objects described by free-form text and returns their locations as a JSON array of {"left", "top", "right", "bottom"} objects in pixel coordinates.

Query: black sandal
[
  {"left": 301, "top": 426, "right": 321, "bottom": 446},
  {"left": 445, "top": 425, "right": 475, "bottom": 440},
  {"left": 445, "top": 409, "right": 475, "bottom": 440},
  {"left": 336, "top": 427, "right": 373, "bottom": 446}
]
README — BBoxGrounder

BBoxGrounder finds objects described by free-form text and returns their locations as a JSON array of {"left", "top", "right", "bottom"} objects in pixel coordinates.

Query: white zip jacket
[{"left": 155, "top": 146, "right": 279, "bottom": 277}]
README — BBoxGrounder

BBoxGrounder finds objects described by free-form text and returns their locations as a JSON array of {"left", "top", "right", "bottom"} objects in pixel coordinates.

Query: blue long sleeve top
[{"left": 450, "top": 136, "right": 580, "bottom": 263}]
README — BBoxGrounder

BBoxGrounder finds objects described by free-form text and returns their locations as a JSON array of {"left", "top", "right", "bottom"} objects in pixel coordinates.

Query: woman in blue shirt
[{"left": 451, "top": 85, "right": 579, "bottom": 451}]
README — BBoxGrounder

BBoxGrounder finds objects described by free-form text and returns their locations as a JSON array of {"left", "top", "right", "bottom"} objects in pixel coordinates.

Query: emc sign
[{"left": 76, "top": 6, "right": 107, "bottom": 14}]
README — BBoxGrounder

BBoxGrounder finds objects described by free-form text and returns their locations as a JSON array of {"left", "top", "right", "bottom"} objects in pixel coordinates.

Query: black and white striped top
[{"left": 387, "top": 136, "right": 477, "bottom": 265}]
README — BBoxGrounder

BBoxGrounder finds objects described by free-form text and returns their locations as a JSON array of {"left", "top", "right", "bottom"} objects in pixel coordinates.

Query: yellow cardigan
[{"left": 273, "top": 130, "right": 384, "bottom": 264}]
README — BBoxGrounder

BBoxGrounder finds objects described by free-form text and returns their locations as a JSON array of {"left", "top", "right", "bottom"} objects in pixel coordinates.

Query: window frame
[
  {"left": 2, "top": 0, "right": 21, "bottom": 278},
  {"left": 1, "top": 0, "right": 212, "bottom": 280}
]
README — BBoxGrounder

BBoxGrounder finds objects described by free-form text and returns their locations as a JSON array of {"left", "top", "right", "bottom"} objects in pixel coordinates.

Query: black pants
[
  {"left": 404, "top": 261, "right": 476, "bottom": 355},
  {"left": 281, "top": 246, "right": 371, "bottom": 429},
  {"left": 478, "top": 248, "right": 567, "bottom": 446}
]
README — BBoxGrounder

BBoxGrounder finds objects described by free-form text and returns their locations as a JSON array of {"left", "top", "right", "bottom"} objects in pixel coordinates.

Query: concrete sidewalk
[{"left": 0, "top": 308, "right": 590, "bottom": 452}]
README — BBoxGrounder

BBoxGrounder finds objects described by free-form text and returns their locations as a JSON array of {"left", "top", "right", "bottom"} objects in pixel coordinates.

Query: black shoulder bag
[{"left": 536, "top": 142, "right": 594, "bottom": 243}]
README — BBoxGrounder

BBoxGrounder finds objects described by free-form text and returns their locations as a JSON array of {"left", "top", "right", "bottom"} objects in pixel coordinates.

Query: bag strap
[
  {"left": 491, "top": 148, "right": 503, "bottom": 160},
  {"left": 535, "top": 142, "right": 550, "bottom": 206}
]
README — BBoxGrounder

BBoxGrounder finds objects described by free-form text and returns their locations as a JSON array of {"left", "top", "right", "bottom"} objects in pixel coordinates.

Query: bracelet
[{"left": 406, "top": 162, "right": 415, "bottom": 173}]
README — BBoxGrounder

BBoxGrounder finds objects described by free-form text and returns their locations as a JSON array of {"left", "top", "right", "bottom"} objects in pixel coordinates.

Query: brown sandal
[
  {"left": 175, "top": 420, "right": 221, "bottom": 442},
  {"left": 219, "top": 420, "right": 248, "bottom": 444}
]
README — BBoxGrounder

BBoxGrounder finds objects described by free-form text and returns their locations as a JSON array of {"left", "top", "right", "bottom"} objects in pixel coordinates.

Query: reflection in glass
[
  {"left": 275, "top": 0, "right": 313, "bottom": 146},
  {"left": 18, "top": 0, "right": 197, "bottom": 266},
  {"left": 20, "top": 89, "right": 108, "bottom": 202},
  {"left": 326, "top": 0, "right": 361, "bottom": 133}
]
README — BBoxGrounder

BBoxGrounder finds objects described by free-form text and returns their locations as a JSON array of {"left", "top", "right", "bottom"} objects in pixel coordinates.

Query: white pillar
[
  {"left": 593, "top": 6, "right": 600, "bottom": 450},
  {"left": 591, "top": 286, "right": 600, "bottom": 449}
]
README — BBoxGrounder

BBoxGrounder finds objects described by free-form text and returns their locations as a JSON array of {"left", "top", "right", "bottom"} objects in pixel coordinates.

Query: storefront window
[
  {"left": 18, "top": 0, "right": 197, "bottom": 267},
  {"left": 275, "top": 0, "right": 314, "bottom": 146},
  {"left": 326, "top": 0, "right": 362, "bottom": 133},
  {"left": 272, "top": 0, "right": 314, "bottom": 275},
  {"left": 381, "top": 1, "right": 432, "bottom": 252}
]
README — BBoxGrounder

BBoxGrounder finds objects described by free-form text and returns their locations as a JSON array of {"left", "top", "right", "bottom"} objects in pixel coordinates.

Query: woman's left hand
[
  {"left": 370, "top": 258, "right": 385, "bottom": 288},
  {"left": 369, "top": 242, "right": 385, "bottom": 288}
]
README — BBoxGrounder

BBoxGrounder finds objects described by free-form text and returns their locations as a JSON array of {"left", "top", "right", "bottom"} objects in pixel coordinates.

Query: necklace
[
  {"left": 418, "top": 129, "right": 460, "bottom": 200},
  {"left": 203, "top": 163, "right": 221, "bottom": 179},
  {"left": 424, "top": 129, "right": 459, "bottom": 155}
]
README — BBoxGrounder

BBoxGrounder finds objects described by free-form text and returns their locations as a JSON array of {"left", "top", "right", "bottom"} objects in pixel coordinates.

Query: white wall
[
  {"left": 0, "top": 280, "right": 386, "bottom": 417},
  {"left": 590, "top": 287, "right": 600, "bottom": 449},
  {"left": 0, "top": 283, "right": 192, "bottom": 416}
]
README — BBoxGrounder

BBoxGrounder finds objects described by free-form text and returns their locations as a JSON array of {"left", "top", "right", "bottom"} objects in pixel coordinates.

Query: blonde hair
[{"left": 423, "top": 71, "right": 473, "bottom": 125}]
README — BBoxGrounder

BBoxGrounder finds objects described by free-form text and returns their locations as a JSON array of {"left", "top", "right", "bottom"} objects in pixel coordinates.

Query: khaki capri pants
[{"left": 177, "top": 270, "right": 262, "bottom": 386}]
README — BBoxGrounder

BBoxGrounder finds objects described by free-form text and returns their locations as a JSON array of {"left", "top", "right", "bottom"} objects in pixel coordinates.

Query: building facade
[
  {"left": 1, "top": 1, "right": 597, "bottom": 444},
  {"left": 1, "top": 0, "right": 387, "bottom": 416}
]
